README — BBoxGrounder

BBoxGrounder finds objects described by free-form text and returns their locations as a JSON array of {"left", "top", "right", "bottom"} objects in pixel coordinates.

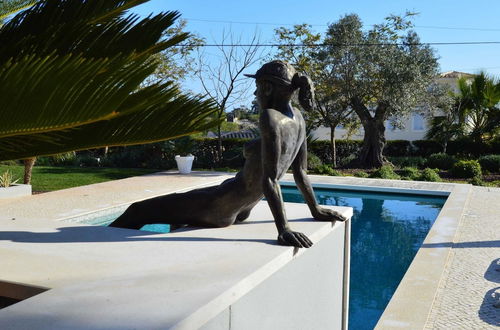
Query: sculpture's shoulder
[{"left": 259, "top": 108, "right": 295, "bottom": 133}]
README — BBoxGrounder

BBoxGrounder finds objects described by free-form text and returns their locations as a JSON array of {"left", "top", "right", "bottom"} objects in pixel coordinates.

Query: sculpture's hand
[
  {"left": 278, "top": 229, "right": 313, "bottom": 248},
  {"left": 313, "top": 207, "right": 347, "bottom": 222}
]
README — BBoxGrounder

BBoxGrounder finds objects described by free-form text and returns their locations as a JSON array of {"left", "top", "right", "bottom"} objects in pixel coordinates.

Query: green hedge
[
  {"left": 450, "top": 160, "right": 482, "bottom": 178},
  {"left": 478, "top": 155, "right": 500, "bottom": 173},
  {"left": 383, "top": 140, "right": 412, "bottom": 156},
  {"left": 426, "top": 153, "right": 457, "bottom": 170},
  {"left": 308, "top": 140, "right": 362, "bottom": 165},
  {"left": 412, "top": 140, "right": 443, "bottom": 156},
  {"left": 64, "top": 136, "right": 499, "bottom": 171}
]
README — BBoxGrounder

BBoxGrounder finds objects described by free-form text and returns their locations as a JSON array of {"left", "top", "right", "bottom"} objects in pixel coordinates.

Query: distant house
[
  {"left": 207, "top": 130, "right": 257, "bottom": 139},
  {"left": 312, "top": 71, "right": 474, "bottom": 142}
]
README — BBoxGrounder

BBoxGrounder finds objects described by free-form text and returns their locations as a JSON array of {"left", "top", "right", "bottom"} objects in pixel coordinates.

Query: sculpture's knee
[
  {"left": 235, "top": 209, "right": 251, "bottom": 222},
  {"left": 212, "top": 217, "right": 235, "bottom": 228},
  {"left": 109, "top": 203, "right": 142, "bottom": 229}
]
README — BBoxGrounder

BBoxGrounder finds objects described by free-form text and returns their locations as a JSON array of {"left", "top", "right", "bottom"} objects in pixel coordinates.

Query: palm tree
[
  {"left": 456, "top": 72, "right": 500, "bottom": 143},
  {"left": 0, "top": 0, "right": 219, "bottom": 174}
]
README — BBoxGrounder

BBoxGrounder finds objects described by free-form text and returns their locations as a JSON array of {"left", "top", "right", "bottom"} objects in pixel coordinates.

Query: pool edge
[{"left": 280, "top": 174, "right": 471, "bottom": 330}]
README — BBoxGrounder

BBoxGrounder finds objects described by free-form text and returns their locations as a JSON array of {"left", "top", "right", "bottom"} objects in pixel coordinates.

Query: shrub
[
  {"left": 411, "top": 140, "right": 442, "bottom": 156},
  {"left": 307, "top": 152, "right": 323, "bottom": 171},
  {"left": 354, "top": 171, "right": 369, "bottom": 178},
  {"left": 384, "top": 140, "right": 412, "bottom": 156},
  {"left": 478, "top": 155, "right": 500, "bottom": 173},
  {"left": 0, "top": 170, "right": 19, "bottom": 187},
  {"left": 369, "top": 165, "right": 400, "bottom": 180},
  {"left": 469, "top": 176, "right": 485, "bottom": 186},
  {"left": 313, "top": 164, "right": 340, "bottom": 176},
  {"left": 0, "top": 160, "right": 20, "bottom": 166},
  {"left": 309, "top": 140, "right": 362, "bottom": 165},
  {"left": 417, "top": 168, "right": 441, "bottom": 182},
  {"left": 399, "top": 167, "right": 420, "bottom": 180},
  {"left": 447, "top": 137, "right": 489, "bottom": 157},
  {"left": 450, "top": 160, "right": 482, "bottom": 179},
  {"left": 77, "top": 155, "right": 100, "bottom": 167},
  {"left": 388, "top": 156, "right": 427, "bottom": 168},
  {"left": 426, "top": 153, "right": 456, "bottom": 170}
]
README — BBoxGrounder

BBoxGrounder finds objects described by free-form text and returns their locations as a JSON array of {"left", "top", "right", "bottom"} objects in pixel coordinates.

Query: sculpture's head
[{"left": 245, "top": 60, "right": 315, "bottom": 111}]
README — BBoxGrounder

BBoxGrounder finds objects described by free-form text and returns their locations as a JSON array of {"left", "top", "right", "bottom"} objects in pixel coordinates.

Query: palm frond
[
  {"left": 0, "top": 96, "right": 221, "bottom": 160},
  {"left": 0, "top": 54, "right": 158, "bottom": 138},
  {"left": 0, "top": 0, "right": 36, "bottom": 20},
  {"left": 0, "top": 0, "right": 218, "bottom": 161}
]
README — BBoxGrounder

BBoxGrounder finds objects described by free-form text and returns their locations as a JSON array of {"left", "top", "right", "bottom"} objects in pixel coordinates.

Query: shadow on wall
[{"left": 478, "top": 258, "right": 500, "bottom": 326}]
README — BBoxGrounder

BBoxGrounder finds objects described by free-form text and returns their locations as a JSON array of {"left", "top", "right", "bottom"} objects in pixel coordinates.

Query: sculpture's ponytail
[{"left": 291, "top": 73, "right": 315, "bottom": 112}]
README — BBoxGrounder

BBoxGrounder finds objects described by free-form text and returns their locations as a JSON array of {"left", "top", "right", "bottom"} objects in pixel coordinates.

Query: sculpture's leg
[
  {"left": 109, "top": 202, "right": 154, "bottom": 229},
  {"left": 109, "top": 194, "right": 192, "bottom": 229}
]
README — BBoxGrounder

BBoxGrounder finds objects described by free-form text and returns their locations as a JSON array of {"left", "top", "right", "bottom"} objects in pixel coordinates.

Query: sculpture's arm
[
  {"left": 291, "top": 141, "right": 347, "bottom": 222},
  {"left": 260, "top": 110, "right": 312, "bottom": 248}
]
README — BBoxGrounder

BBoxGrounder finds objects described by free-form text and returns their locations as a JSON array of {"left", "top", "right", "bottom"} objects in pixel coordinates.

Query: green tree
[
  {"left": 325, "top": 13, "right": 439, "bottom": 168},
  {"left": 425, "top": 85, "right": 462, "bottom": 153},
  {"left": 455, "top": 72, "right": 500, "bottom": 143},
  {"left": 0, "top": 0, "right": 219, "bottom": 172},
  {"left": 144, "top": 19, "right": 205, "bottom": 86},
  {"left": 273, "top": 24, "right": 358, "bottom": 167}
]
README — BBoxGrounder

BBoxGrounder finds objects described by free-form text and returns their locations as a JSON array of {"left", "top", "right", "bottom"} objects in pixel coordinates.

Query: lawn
[{"left": 0, "top": 165, "right": 158, "bottom": 192}]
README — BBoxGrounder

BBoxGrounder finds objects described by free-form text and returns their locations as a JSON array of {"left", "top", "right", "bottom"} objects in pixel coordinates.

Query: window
[
  {"left": 412, "top": 113, "right": 425, "bottom": 131},
  {"left": 386, "top": 120, "right": 396, "bottom": 131}
]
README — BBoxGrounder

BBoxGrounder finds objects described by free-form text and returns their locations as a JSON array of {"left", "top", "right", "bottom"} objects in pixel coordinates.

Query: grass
[{"left": 0, "top": 165, "right": 157, "bottom": 192}]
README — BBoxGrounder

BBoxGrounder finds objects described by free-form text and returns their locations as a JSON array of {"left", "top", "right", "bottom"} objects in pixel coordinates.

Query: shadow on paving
[
  {"left": 478, "top": 258, "right": 500, "bottom": 326},
  {"left": 0, "top": 224, "right": 283, "bottom": 245}
]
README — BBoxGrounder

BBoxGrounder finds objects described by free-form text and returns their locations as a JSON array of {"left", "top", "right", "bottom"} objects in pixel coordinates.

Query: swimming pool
[
  {"left": 281, "top": 185, "right": 446, "bottom": 330},
  {"left": 65, "top": 185, "right": 446, "bottom": 330}
]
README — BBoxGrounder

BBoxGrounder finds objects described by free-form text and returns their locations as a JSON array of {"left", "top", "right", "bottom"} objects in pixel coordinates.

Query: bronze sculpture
[{"left": 109, "top": 61, "right": 347, "bottom": 248}]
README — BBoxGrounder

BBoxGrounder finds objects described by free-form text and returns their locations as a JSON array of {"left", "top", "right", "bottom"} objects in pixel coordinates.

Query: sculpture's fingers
[
  {"left": 278, "top": 233, "right": 300, "bottom": 247},
  {"left": 335, "top": 214, "right": 347, "bottom": 222},
  {"left": 288, "top": 233, "right": 304, "bottom": 248},
  {"left": 296, "top": 232, "right": 313, "bottom": 248}
]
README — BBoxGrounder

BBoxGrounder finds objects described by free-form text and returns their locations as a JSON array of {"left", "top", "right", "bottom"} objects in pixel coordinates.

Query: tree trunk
[
  {"left": 23, "top": 157, "right": 36, "bottom": 184},
  {"left": 330, "top": 126, "right": 337, "bottom": 168},
  {"left": 357, "top": 118, "right": 386, "bottom": 168},
  {"left": 217, "top": 123, "right": 222, "bottom": 166}
]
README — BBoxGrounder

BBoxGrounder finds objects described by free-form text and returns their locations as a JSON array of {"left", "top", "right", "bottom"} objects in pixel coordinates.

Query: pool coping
[
  {"left": 0, "top": 171, "right": 354, "bottom": 329},
  {"left": 279, "top": 174, "right": 472, "bottom": 330},
  {"left": 0, "top": 171, "right": 474, "bottom": 329}
]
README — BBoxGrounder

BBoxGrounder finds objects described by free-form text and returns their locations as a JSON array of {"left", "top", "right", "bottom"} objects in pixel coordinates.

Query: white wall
[{"left": 313, "top": 113, "right": 427, "bottom": 142}]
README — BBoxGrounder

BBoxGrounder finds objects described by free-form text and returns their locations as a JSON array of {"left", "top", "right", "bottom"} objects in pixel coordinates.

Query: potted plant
[
  {"left": 173, "top": 137, "right": 195, "bottom": 174},
  {"left": 0, "top": 170, "right": 32, "bottom": 199}
]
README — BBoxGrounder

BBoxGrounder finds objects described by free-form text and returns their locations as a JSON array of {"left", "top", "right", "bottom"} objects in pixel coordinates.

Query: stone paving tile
[{"left": 425, "top": 186, "right": 500, "bottom": 329}]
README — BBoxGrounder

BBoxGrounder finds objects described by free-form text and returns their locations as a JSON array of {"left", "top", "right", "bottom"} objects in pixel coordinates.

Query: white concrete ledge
[
  {"left": 0, "top": 201, "right": 352, "bottom": 330},
  {"left": 0, "top": 184, "right": 31, "bottom": 200}
]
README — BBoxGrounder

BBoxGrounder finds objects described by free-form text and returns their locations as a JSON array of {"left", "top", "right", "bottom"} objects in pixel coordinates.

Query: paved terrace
[{"left": 0, "top": 171, "right": 499, "bottom": 328}]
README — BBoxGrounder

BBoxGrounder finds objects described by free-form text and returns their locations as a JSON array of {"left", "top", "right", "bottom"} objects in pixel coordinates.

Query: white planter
[
  {"left": 175, "top": 155, "right": 194, "bottom": 174},
  {"left": 0, "top": 184, "right": 32, "bottom": 199}
]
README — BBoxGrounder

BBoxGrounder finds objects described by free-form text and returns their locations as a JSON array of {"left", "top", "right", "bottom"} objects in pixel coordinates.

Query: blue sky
[{"left": 131, "top": 0, "right": 500, "bottom": 105}]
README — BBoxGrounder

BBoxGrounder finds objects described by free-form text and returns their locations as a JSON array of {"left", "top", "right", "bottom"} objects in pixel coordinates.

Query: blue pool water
[
  {"left": 70, "top": 186, "right": 446, "bottom": 330},
  {"left": 280, "top": 186, "right": 446, "bottom": 330},
  {"left": 67, "top": 209, "right": 171, "bottom": 233}
]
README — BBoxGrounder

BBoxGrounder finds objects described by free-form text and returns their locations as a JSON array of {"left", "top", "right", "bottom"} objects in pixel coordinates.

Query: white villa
[{"left": 312, "top": 71, "right": 474, "bottom": 141}]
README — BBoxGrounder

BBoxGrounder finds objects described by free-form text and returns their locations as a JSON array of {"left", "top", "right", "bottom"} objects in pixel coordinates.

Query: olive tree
[
  {"left": 273, "top": 24, "right": 358, "bottom": 167},
  {"left": 276, "top": 14, "right": 440, "bottom": 168},
  {"left": 324, "top": 13, "right": 439, "bottom": 168}
]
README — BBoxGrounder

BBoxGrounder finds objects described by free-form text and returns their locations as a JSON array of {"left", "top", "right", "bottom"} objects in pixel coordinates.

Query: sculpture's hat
[{"left": 244, "top": 60, "right": 295, "bottom": 86}]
